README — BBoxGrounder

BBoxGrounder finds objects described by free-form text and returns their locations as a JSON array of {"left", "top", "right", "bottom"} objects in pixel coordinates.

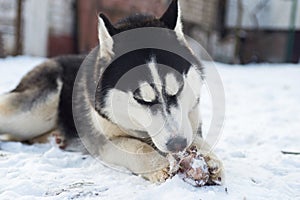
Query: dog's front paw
[
  {"left": 204, "top": 154, "right": 224, "bottom": 185},
  {"left": 142, "top": 167, "right": 171, "bottom": 183}
]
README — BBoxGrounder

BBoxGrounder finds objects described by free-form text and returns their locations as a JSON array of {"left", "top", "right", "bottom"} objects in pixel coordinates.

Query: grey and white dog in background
[{"left": 0, "top": 0, "right": 224, "bottom": 184}]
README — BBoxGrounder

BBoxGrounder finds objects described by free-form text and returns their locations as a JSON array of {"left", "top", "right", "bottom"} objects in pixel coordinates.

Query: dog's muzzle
[{"left": 166, "top": 137, "right": 187, "bottom": 152}]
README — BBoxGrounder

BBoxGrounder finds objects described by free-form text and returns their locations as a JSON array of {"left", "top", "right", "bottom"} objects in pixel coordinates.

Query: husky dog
[{"left": 0, "top": 0, "right": 223, "bottom": 183}]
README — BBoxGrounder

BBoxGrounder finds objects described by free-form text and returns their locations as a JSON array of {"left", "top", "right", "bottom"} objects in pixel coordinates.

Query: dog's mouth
[
  {"left": 126, "top": 129, "right": 168, "bottom": 157},
  {"left": 126, "top": 129, "right": 193, "bottom": 157},
  {"left": 126, "top": 129, "right": 150, "bottom": 139}
]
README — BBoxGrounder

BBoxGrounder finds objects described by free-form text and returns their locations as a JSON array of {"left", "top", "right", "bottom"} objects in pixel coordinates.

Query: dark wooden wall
[{"left": 77, "top": 0, "right": 168, "bottom": 54}]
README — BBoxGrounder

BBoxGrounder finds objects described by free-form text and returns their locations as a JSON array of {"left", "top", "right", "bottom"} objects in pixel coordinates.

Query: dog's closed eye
[{"left": 133, "top": 88, "right": 159, "bottom": 106}]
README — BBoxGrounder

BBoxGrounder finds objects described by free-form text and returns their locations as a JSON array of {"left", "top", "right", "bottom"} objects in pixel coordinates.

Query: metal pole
[
  {"left": 234, "top": 0, "right": 244, "bottom": 64},
  {"left": 286, "top": 0, "right": 298, "bottom": 62},
  {"left": 14, "top": 0, "right": 23, "bottom": 56},
  {"left": 0, "top": 32, "right": 5, "bottom": 58}
]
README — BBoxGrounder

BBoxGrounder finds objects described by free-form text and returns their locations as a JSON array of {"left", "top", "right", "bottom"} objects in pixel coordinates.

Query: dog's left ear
[
  {"left": 98, "top": 13, "right": 118, "bottom": 60},
  {"left": 160, "top": 0, "right": 184, "bottom": 40}
]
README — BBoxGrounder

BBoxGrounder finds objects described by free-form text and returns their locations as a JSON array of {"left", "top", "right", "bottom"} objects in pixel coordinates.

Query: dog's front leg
[
  {"left": 191, "top": 136, "right": 225, "bottom": 185},
  {"left": 100, "top": 137, "right": 170, "bottom": 183}
]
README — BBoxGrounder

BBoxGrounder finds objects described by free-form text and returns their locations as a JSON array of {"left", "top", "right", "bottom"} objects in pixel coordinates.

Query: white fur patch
[
  {"left": 0, "top": 79, "right": 63, "bottom": 140},
  {"left": 148, "top": 60, "right": 162, "bottom": 94},
  {"left": 90, "top": 106, "right": 127, "bottom": 139},
  {"left": 185, "top": 66, "right": 202, "bottom": 95},
  {"left": 178, "top": 66, "right": 202, "bottom": 113},
  {"left": 139, "top": 82, "right": 156, "bottom": 102},
  {"left": 174, "top": 1, "right": 186, "bottom": 43},
  {"left": 102, "top": 89, "right": 147, "bottom": 131},
  {"left": 165, "top": 73, "right": 179, "bottom": 96},
  {"left": 98, "top": 16, "right": 114, "bottom": 60}
]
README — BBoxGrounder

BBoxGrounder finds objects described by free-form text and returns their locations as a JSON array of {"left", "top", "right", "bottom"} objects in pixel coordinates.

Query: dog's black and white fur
[{"left": 0, "top": 0, "right": 223, "bottom": 183}]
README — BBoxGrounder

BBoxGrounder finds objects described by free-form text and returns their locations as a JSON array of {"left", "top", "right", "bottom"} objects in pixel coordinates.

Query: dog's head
[{"left": 95, "top": 0, "right": 203, "bottom": 153}]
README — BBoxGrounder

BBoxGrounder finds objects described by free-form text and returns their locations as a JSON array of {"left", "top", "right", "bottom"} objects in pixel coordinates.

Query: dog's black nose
[{"left": 166, "top": 137, "right": 187, "bottom": 152}]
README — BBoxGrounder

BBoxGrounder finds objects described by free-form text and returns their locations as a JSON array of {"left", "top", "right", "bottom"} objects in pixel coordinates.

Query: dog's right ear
[
  {"left": 160, "top": 0, "right": 185, "bottom": 42},
  {"left": 98, "top": 13, "right": 117, "bottom": 60}
]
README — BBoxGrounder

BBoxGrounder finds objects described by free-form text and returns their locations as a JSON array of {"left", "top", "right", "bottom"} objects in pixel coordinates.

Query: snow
[{"left": 1, "top": 56, "right": 300, "bottom": 199}]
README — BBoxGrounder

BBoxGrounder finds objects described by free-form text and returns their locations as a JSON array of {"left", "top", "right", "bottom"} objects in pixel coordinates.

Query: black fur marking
[
  {"left": 55, "top": 55, "right": 86, "bottom": 139},
  {"left": 161, "top": 74, "right": 184, "bottom": 114},
  {"left": 99, "top": 13, "right": 118, "bottom": 36},
  {"left": 165, "top": 95, "right": 177, "bottom": 114},
  {"left": 197, "top": 124, "right": 203, "bottom": 138},
  {"left": 114, "top": 14, "right": 167, "bottom": 32},
  {"left": 95, "top": 48, "right": 192, "bottom": 116},
  {"left": 10, "top": 61, "right": 62, "bottom": 110},
  {"left": 12, "top": 63, "right": 61, "bottom": 94},
  {"left": 160, "top": 0, "right": 179, "bottom": 30},
  {"left": 99, "top": 0, "right": 179, "bottom": 35},
  {"left": 133, "top": 87, "right": 159, "bottom": 106}
]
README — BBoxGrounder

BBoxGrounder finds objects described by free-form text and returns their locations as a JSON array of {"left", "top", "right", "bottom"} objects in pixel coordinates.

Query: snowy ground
[{"left": 0, "top": 56, "right": 299, "bottom": 200}]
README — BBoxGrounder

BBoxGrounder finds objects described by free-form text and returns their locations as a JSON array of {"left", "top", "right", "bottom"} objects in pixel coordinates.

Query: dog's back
[{"left": 0, "top": 55, "right": 85, "bottom": 141}]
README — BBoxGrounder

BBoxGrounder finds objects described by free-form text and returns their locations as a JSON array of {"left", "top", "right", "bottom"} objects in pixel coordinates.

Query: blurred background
[{"left": 0, "top": 0, "right": 299, "bottom": 64}]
